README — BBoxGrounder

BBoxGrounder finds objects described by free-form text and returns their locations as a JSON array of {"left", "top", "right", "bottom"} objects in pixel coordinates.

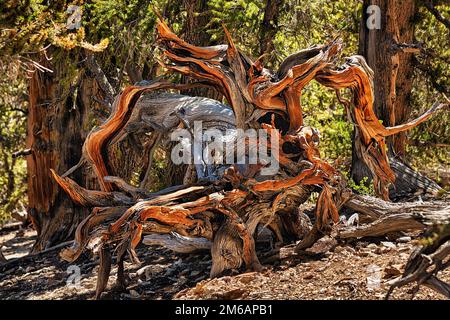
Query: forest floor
[{"left": 1, "top": 223, "right": 449, "bottom": 300}]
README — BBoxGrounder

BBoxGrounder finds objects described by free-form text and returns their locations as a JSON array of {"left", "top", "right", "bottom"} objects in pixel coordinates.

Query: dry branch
[
  {"left": 386, "top": 225, "right": 450, "bottom": 299},
  {"left": 340, "top": 195, "right": 450, "bottom": 238},
  {"left": 142, "top": 232, "right": 211, "bottom": 253}
]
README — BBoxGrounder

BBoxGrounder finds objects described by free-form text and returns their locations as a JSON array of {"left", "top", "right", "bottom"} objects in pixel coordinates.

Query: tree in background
[
  {"left": 0, "top": 70, "right": 28, "bottom": 225},
  {"left": 1, "top": 0, "right": 160, "bottom": 250},
  {"left": 354, "top": 0, "right": 449, "bottom": 192},
  {"left": 259, "top": 0, "right": 284, "bottom": 67}
]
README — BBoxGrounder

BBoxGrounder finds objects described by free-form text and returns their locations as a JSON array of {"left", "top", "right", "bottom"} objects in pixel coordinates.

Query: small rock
[
  {"left": 180, "top": 269, "right": 189, "bottom": 276},
  {"left": 136, "top": 264, "right": 165, "bottom": 280},
  {"left": 358, "top": 251, "right": 369, "bottom": 257},
  {"left": 308, "top": 236, "right": 338, "bottom": 254},
  {"left": 398, "top": 245, "right": 412, "bottom": 252},
  {"left": 236, "top": 272, "right": 257, "bottom": 284},
  {"left": 396, "top": 236, "right": 411, "bottom": 243},
  {"left": 220, "top": 288, "right": 248, "bottom": 299},
  {"left": 136, "top": 265, "right": 150, "bottom": 277},
  {"left": 381, "top": 241, "right": 396, "bottom": 249},
  {"left": 334, "top": 246, "right": 345, "bottom": 253},
  {"left": 383, "top": 265, "right": 402, "bottom": 278},
  {"left": 367, "top": 243, "right": 377, "bottom": 249},
  {"left": 375, "top": 247, "right": 391, "bottom": 254},
  {"left": 164, "top": 267, "right": 177, "bottom": 277},
  {"left": 173, "top": 258, "right": 183, "bottom": 267},
  {"left": 345, "top": 246, "right": 356, "bottom": 254},
  {"left": 303, "top": 273, "right": 314, "bottom": 280},
  {"left": 177, "top": 276, "right": 188, "bottom": 285}
]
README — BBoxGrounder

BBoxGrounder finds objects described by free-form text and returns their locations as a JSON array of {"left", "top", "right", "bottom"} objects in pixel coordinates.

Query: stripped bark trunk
[{"left": 340, "top": 195, "right": 450, "bottom": 238}]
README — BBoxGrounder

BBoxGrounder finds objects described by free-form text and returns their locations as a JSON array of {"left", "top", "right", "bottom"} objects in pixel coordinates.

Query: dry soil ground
[{"left": 0, "top": 224, "right": 448, "bottom": 300}]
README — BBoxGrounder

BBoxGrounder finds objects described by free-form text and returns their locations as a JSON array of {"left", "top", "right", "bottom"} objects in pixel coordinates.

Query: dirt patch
[{"left": 0, "top": 226, "right": 448, "bottom": 300}]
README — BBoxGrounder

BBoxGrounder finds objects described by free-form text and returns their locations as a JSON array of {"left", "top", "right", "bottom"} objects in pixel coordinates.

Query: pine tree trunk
[
  {"left": 259, "top": 0, "right": 283, "bottom": 67},
  {"left": 27, "top": 52, "right": 101, "bottom": 252},
  {"left": 181, "top": 0, "right": 222, "bottom": 101},
  {"left": 353, "top": 0, "right": 416, "bottom": 184}
]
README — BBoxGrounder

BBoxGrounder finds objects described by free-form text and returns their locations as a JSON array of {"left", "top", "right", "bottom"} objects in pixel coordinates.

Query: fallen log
[
  {"left": 340, "top": 195, "right": 450, "bottom": 238},
  {"left": 0, "top": 221, "right": 23, "bottom": 232}
]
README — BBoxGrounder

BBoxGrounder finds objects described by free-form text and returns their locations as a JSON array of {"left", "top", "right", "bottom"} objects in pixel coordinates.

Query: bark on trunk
[
  {"left": 354, "top": 0, "right": 417, "bottom": 184},
  {"left": 180, "top": 0, "right": 222, "bottom": 101},
  {"left": 27, "top": 52, "right": 104, "bottom": 251},
  {"left": 259, "top": 0, "right": 283, "bottom": 67}
]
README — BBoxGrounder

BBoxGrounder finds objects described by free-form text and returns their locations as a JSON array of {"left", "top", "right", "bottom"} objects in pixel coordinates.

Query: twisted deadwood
[
  {"left": 50, "top": 16, "right": 445, "bottom": 298},
  {"left": 386, "top": 224, "right": 450, "bottom": 299},
  {"left": 340, "top": 195, "right": 450, "bottom": 238}
]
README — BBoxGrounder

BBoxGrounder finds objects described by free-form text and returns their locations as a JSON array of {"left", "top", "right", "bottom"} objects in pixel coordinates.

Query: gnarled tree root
[{"left": 50, "top": 15, "right": 447, "bottom": 299}]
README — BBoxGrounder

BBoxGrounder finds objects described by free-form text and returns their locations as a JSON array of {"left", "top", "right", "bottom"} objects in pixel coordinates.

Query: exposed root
[{"left": 49, "top": 15, "right": 446, "bottom": 299}]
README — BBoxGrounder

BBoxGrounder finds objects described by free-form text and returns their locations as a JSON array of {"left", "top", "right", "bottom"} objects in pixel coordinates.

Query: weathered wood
[
  {"left": 358, "top": 0, "right": 417, "bottom": 159},
  {"left": 49, "top": 15, "right": 446, "bottom": 299},
  {"left": 27, "top": 55, "right": 98, "bottom": 252},
  {"left": 340, "top": 195, "right": 450, "bottom": 238},
  {"left": 0, "top": 250, "right": 7, "bottom": 264},
  {"left": 386, "top": 225, "right": 450, "bottom": 299},
  {"left": 389, "top": 158, "right": 444, "bottom": 200},
  {"left": 143, "top": 232, "right": 211, "bottom": 253}
]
